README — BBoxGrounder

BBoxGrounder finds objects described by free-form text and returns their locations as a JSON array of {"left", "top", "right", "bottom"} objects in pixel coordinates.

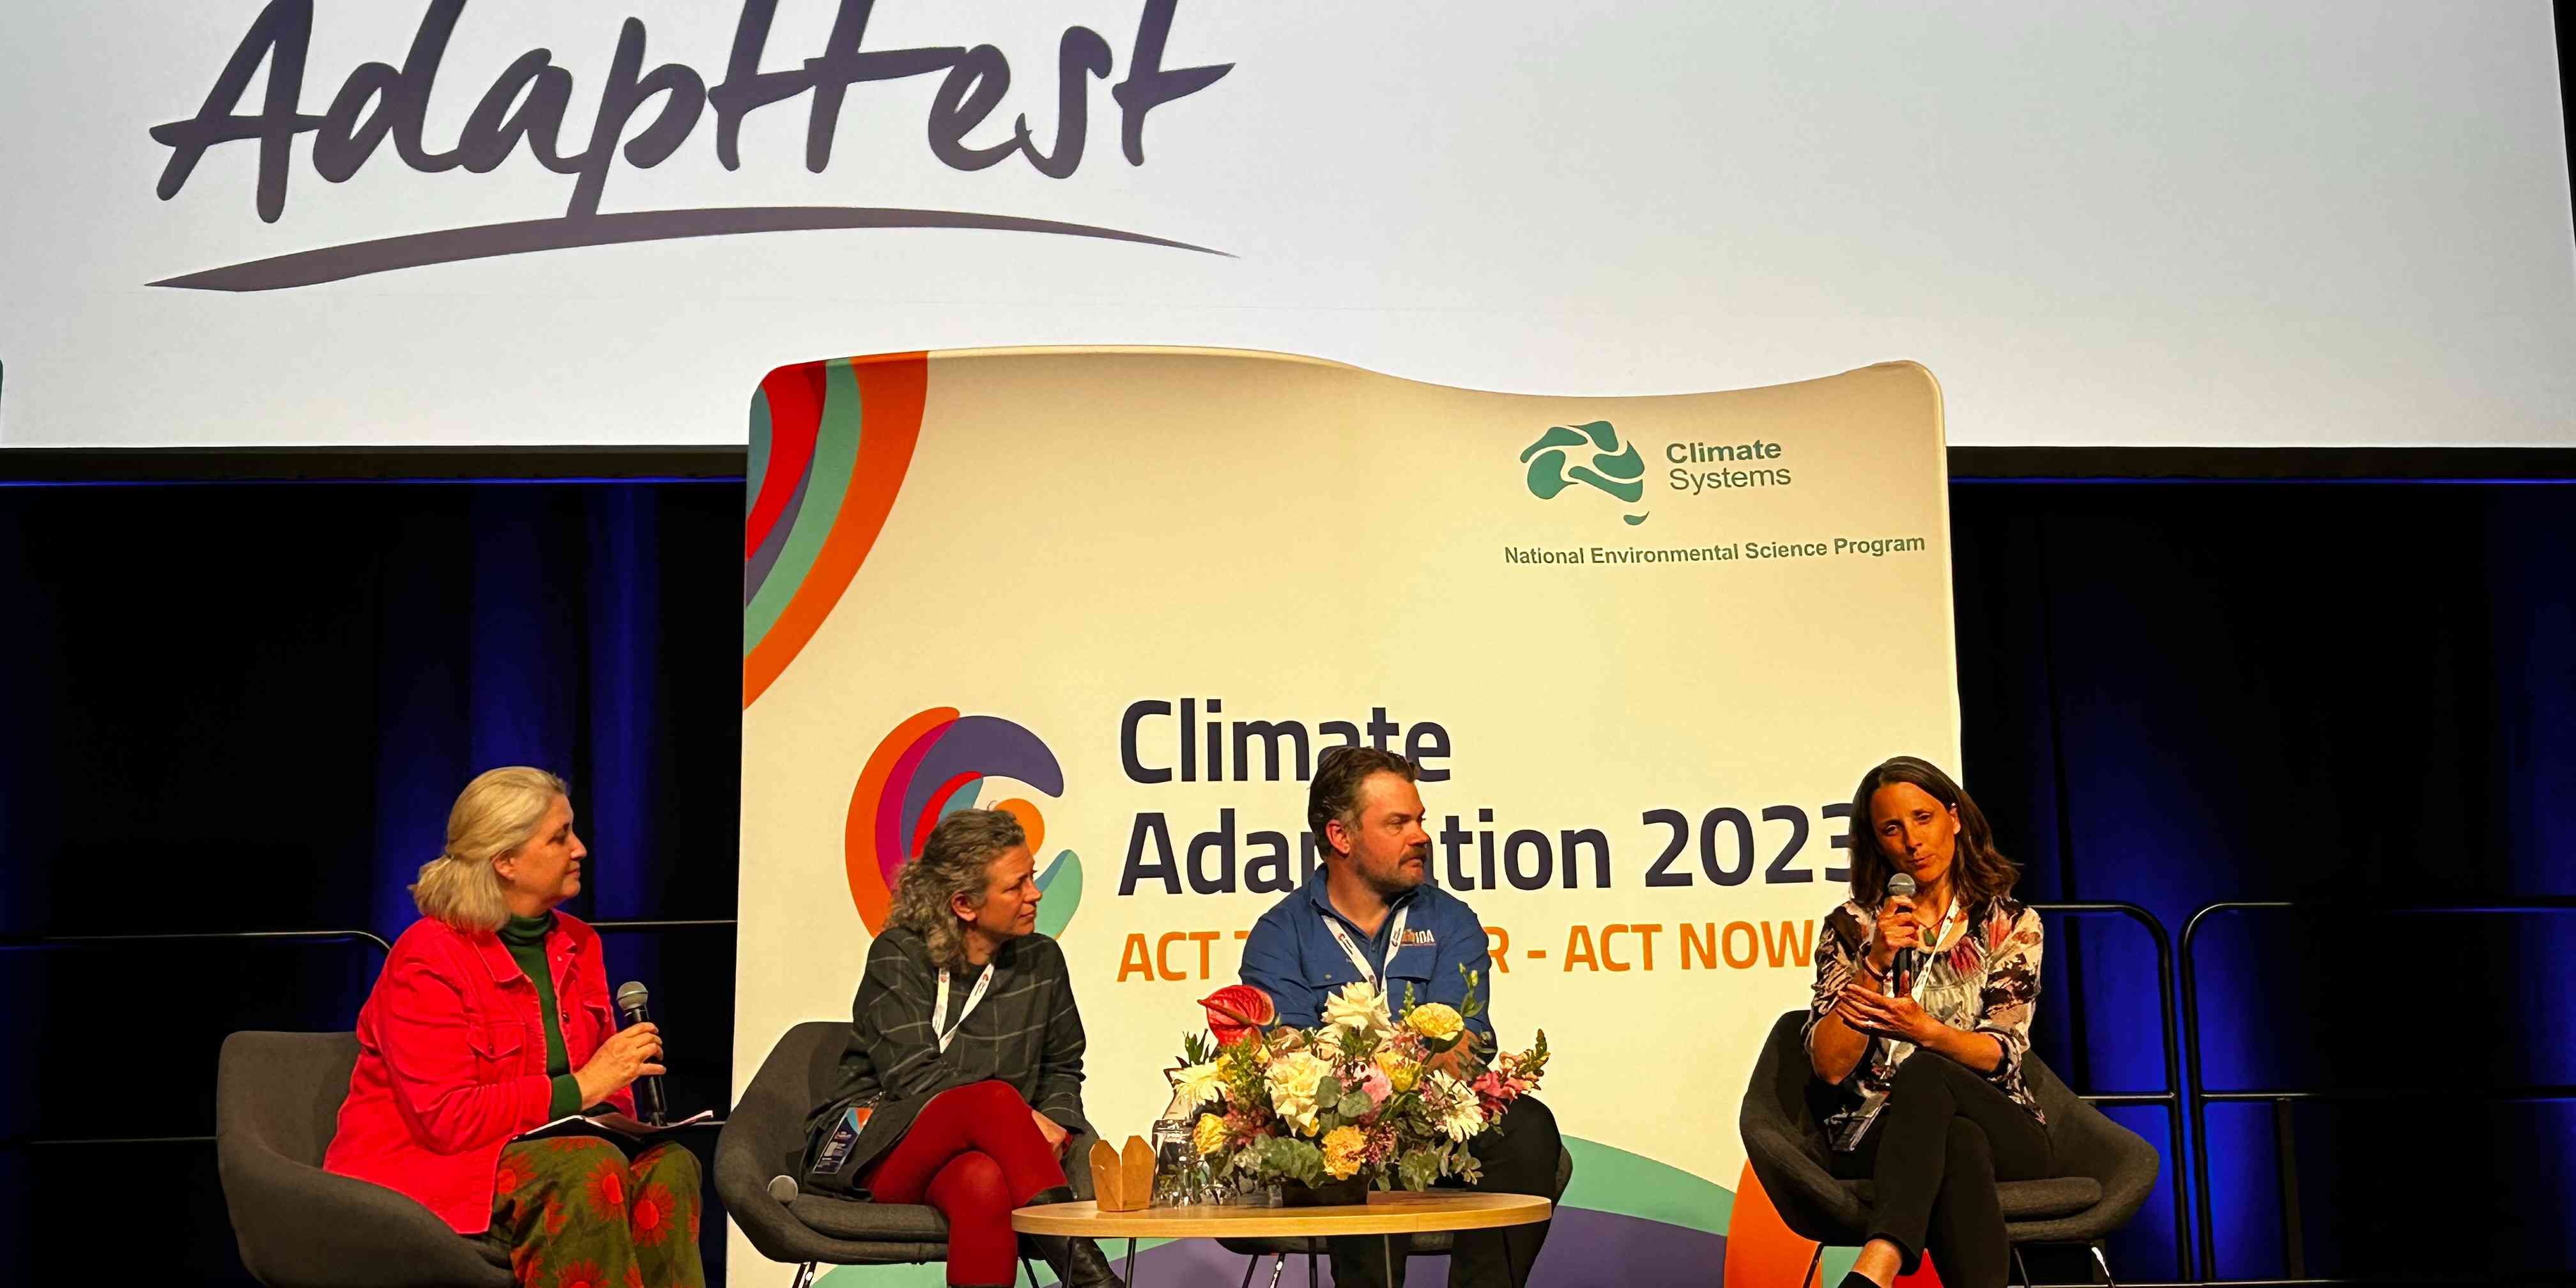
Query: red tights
[{"left": 864, "top": 1081, "right": 1069, "bottom": 1287}]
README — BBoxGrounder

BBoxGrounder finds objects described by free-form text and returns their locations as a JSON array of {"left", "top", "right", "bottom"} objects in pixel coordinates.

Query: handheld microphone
[
  {"left": 613, "top": 981, "right": 668, "bottom": 1126},
  {"left": 1883, "top": 872, "right": 1920, "bottom": 988}
]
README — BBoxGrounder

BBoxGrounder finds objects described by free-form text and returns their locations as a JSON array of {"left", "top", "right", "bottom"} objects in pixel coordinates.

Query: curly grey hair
[{"left": 889, "top": 808, "right": 1029, "bottom": 969}]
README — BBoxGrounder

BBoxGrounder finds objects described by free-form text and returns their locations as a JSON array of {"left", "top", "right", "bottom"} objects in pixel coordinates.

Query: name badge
[{"left": 813, "top": 1105, "right": 875, "bottom": 1175}]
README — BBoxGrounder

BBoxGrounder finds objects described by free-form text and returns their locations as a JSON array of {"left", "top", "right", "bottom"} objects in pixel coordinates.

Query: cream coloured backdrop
[{"left": 735, "top": 349, "right": 1955, "bottom": 1284}]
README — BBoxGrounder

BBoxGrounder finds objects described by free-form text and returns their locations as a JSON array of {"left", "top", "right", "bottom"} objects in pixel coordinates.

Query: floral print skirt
[{"left": 487, "top": 1137, "right": 706, "bottom": 1288}]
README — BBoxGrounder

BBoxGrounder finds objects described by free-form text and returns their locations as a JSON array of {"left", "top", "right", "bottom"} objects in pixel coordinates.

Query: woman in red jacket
[{"left": 325, "top": 767, "right": 701, "bottom": 1288}]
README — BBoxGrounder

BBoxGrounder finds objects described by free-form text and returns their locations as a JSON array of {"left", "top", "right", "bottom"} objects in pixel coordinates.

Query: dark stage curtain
[
  {"left": 2, "top": 475, "right": 2569, "bottom": 1284},
  {"left": 0, "top": 480, "right": 744, "bottom": 1284},
  {"left": 1954, "top": 480, "right": 2576, "bottom": 1282}
]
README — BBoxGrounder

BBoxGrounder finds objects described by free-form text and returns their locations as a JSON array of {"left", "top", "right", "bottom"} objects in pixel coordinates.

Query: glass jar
[{"left": 1149, "top": 1119, "right": 1199, "bottom": 1205}]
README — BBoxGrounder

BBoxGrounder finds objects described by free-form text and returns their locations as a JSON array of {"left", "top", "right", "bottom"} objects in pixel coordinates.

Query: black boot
[
  {"left": 1020, "top": 1188, "right": 1124, "bottom": 1288},
  {"left": 1022, "top": 1235, "right": 1123, "bottom": 1288}
]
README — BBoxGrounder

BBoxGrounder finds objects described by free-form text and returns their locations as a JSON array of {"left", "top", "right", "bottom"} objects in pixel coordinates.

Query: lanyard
[
  {"left": 1902, "top": 896, "right": 1963, "bottom": 1003},
  {"left": 932, "top": 963, "right": 995, "bottom": 1054},
  {"left": 1321, "top": 905, "right": 1408, "bottom": 988}
]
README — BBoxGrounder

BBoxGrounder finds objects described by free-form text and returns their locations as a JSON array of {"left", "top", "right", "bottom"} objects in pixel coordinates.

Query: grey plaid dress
[{"left": 801, "top": 927, "right": 1094, "bottom": 1193}]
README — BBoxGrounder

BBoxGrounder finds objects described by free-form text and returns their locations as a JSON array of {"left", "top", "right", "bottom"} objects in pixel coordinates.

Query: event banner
[{"left": 735, "top": 348, "right": 1957, "bottom": 1284}]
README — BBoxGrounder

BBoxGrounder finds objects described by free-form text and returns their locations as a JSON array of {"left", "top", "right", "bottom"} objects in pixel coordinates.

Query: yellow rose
[
  {"left": 1321, "top": 1126, "right": 1368, "bottom": 1180},
  {"left": 1374, "top": 1046, "right": 1420, "bottom": 1093},
  {"left": 1193, "top": 1112, "right": 1229, "bottom": 1157},
  {"left": 1405, "top": 1003, "right": 1465, "bottom": 1043}
]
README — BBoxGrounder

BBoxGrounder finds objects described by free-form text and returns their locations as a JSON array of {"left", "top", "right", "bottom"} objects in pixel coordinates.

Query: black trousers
[
  {"left": 1828, "top": 1054, "right": 2051, "bottom": 1288},
  {"left": 1328, "top": 1095, "right": 1560, "bottom": 1288}
]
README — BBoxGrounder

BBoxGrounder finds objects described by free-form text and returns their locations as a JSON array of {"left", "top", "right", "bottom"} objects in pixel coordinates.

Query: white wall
[{"left": 3, "top": 0, "right": 2570, "bottom": 447}]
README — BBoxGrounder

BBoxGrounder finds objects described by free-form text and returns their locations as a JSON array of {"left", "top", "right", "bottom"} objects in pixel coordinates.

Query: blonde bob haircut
[{"left": 410, "top": 767, "right": 571, "bottom": 933}]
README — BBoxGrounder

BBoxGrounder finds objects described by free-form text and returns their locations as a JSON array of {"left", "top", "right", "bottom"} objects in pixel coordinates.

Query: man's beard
[{"left": 1362, "top": 847, "right": 1431, "bottom": 897}]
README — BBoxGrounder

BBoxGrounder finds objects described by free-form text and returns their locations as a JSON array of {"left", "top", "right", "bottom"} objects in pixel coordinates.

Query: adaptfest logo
[
  {"left": 145, "top": 0, "right": 1236, "bottom": 291},
  {"left": 1520, "top": 420, "right": 1649, "bottom": 525},
  {"left": 844, "top": 707, "right": 1083, "bottom": 939}
]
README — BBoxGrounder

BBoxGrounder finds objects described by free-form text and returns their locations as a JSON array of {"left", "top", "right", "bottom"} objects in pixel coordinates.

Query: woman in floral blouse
[{"left": 1804, "top": 756, "right": 2048, "bottom": 1288}]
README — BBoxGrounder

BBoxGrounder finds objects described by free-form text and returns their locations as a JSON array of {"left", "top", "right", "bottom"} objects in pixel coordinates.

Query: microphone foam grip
[{"left": 1882, "top": 872, "right": 1919, "bottom": 983}]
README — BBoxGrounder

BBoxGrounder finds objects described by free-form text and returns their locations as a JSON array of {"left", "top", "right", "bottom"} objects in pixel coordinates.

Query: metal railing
[
  {"left": 0, "top": 927, "right": 394, "bottom": 954},
  {"left": 2177, "top": 898, "right": 2576, "bottom": 1285},
  {"left": 591, "top": 918, "right": 739, "bottom": 933},
  {"left": 0, "top": 929, "right": 392, "bottom": 1149},
  {"left": 0, "top": 923, "right": 743, "bottom": 1148},
  {"left": 2027, "top": 900, "right": 2193, "bottom": 1283}
]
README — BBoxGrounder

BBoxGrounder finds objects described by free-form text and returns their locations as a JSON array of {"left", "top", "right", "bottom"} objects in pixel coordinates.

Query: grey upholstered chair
[
  {"left": 716, "top": 1020, "right": 1098, "bottom": 1288},
  {"left": 1738, "top": 1009, "right": 2159, "bottom": 1287},
  {"left": 214, "top": 1031, "right": 514, "bottom": 1288},
  {"left": 1214, "top": 1146, "right": 1575, "bottom": 1288}
]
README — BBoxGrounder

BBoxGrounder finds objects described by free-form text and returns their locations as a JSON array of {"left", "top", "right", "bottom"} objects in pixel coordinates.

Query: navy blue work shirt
[{"left": 1239, "top": 867, "right": 1498, "bottom": 1043}]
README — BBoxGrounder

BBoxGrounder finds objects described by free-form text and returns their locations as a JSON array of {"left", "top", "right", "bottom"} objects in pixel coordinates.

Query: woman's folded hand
[
  {"left": 1836, "top": 983, "right": 1942, "bottom": 1047},
  {"left": 1031, "top": 1110, "right": 1071, "bottom": 1156}
]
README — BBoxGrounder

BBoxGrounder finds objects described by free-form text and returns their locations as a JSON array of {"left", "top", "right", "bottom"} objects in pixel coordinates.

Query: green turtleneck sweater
[{"left": 498, "top": 912, "right": 585, "bottom": 1119}]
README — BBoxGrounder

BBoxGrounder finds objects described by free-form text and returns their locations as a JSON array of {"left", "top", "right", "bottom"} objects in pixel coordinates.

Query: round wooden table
[{"left": 1011, "top": 1192, "right": 1552, "bottom": 1286}]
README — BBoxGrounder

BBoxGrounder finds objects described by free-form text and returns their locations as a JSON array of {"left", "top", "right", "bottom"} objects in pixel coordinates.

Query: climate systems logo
[
  {"left": 1519, "top": 420, "right": 1649, "bottom": 525},
  {"left": 844, "top": 707, "right": 1084, "bottom": 939}
]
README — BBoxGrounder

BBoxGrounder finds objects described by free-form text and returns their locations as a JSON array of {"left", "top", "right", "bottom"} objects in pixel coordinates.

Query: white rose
[
  {"left": 1321, "top": 980, "right": 1392, "bottom": 1038},
  {"left": 1175, "top": 1061, "right": 1226, "bottom": 1108},
  {"left": 1266, "top": 1051, "right": 1333, "bottom": 1133}
]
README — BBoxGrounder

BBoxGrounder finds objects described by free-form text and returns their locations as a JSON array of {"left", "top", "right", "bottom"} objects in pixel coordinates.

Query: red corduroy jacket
[{"left": 323, "top": 912, "right": 634, "bottom": 1233}]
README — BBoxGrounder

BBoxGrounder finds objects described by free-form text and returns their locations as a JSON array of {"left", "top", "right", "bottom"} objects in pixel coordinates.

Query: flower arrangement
[{"left": 1168, "top": 969, "right": 1549, "bottom": 1193}]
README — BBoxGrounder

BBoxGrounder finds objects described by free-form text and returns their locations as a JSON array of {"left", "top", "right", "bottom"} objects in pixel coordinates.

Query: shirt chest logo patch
[{"left": 1393, "top": 928, "right": 1437, "bottom": 948}]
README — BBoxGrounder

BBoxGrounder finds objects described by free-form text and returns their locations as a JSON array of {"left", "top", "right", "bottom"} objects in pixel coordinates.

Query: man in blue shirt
[{"left": 1233, "top": 746, "right": 1560, "bottom": 1288}]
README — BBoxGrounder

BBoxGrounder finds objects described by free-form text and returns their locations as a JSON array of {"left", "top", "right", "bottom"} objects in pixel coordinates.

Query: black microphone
[
  {"left": 613, "top": 980, "right": 668, "bottom": 1126},
  {"left": 1884, "top": 872, "right": 1920, "bottom": 988}
]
